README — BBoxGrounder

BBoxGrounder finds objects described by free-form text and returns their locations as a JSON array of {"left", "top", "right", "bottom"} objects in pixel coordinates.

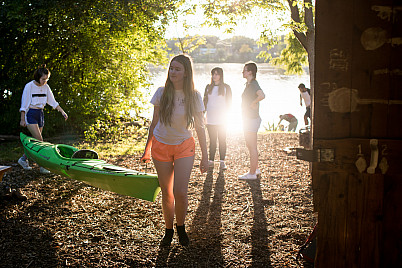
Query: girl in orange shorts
[{"left": 141, "top": 54, "right": 208, "bottom": 246}]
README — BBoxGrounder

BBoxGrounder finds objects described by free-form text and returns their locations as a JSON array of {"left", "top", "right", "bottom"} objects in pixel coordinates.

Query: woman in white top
[
  {"left": 140, "top": 54, "right": 208, "bottom": 246},
  {"left": 298, "top": 83, "right": 311, "bottom": 126},
  {"left": 203, "top": 67, "right": 232, "bottom": 170},
  {"left": 18, "top": 65, "right": 68, "bottom": 173}
]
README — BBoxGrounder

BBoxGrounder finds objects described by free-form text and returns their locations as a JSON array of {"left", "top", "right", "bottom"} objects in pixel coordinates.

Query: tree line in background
[{"left": 166, "top": 35, "right": 287, "bottom": 64}]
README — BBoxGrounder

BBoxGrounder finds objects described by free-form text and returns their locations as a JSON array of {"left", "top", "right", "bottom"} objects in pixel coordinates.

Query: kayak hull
[{"left": 20, "top": 133, "right": 160, "bottom": 202}]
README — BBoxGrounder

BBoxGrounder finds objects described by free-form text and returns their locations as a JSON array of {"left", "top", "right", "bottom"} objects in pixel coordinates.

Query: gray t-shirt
[{"left": 151, "top": 87, "right": 204, "bottom": 145}]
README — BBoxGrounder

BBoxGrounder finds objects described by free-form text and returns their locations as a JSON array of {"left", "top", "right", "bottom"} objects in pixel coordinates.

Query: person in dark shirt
[{"left": 239, "top": 62, "right": 265, "bottom": 180}]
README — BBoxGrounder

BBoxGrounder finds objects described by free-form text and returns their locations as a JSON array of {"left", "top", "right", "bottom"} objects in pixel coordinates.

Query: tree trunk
[{"left": 288, "top": 0, "right": 315, "bottom": 92}]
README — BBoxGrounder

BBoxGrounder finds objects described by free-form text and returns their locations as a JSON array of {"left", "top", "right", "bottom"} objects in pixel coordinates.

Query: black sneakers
[
  {"left": 160, "top": 228, "right": 174, "bottom": 246},
  {"left": 176, "top": 224, "right": 189, "bottom": 246},
  {"left": 160, "top": 225, "right": 190, "bottom": 246}
]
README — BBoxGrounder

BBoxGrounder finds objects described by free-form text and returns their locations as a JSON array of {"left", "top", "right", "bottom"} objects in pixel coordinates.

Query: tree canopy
[
  {"left": 182, "top": 0, "right": 315, "bottom": 79},
  {"left": 0, "top": 0, "right": 178, "bottom": 138}
]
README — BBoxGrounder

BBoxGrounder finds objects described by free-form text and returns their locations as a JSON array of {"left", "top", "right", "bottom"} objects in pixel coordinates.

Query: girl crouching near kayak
[{"left": 141, "top": 54, "right": 208, "bottom": 246}]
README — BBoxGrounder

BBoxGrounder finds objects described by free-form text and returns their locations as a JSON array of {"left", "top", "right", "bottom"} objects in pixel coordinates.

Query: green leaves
[
  {"left": 0, "top": 0, "right": 180, "bottom": 137},
  {"left": 269, "top": 33, "right": 308, "bottom": 75},
  {"left": 193, "top": 0, "right": 314, "bottom": 75}
]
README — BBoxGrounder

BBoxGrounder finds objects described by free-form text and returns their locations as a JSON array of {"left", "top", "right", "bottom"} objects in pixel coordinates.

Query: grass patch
[
  {"left": 0, "top": 141, "right": 24, "bottom": 162},
  {"left": 77, "top": 138, "right": 146, "bottom": 159},
  {"left": 263, "top": 121, "right": 281, "bottom": 132},
  {"left": 0, "top": 136, "right": 147, "bottom": 162}
]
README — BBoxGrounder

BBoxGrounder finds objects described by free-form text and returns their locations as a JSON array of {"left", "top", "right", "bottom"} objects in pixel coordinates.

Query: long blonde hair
[{"left": 159, "top": 54, "right": 198, "bottom": 128}]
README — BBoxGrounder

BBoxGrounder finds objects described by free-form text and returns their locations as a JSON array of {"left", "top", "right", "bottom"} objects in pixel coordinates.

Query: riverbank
[{"left": 0, "top": 132, "right": 315, "bottom": 267}]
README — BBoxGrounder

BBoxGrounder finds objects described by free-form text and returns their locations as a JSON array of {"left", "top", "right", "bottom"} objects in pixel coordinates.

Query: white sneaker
[
  {"left": 238, "top": 172, "right": 257, "bottom": 180},
  {"left": 208, "top": 160, "right": 214, "bottom": 167},
  {"left": 220, "top": 160, "right": 227, "bottom": 170},
  {"left": 18, "top": 157, "right": 32, "bottom": 171},
  {"left": 256, "top": 168, "right": 261, "bottom": 175},
  {"left": 39, "top": 167, "right": 50, "bottom": 174}
]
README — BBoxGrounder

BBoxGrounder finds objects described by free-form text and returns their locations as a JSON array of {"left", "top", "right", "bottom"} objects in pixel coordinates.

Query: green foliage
[
  {"left": 194, "top": 0, "right": 314, "bottom": 75},
  {"left": 263, "top": 121, "right": 282, "bottom": 132},
  {"left": 80, "top": 128, "right": 149, "bottom": 159},
  {"left": 174, "top": 35, "right": 207, "bottom": 54},
  {"left": 83, "top": 119, "right": 148, "bottom": 143},
  {"left": 0, "top": 0, "right": 179, "bottom": 137},
  {"left": 269, "top": 33, "right": 308, "bottom": 75}
]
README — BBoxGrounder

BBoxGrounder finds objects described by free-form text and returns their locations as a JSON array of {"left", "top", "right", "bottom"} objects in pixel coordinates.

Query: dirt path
[{"left": 0, "top": 132, "right": 315, "bottom": 267}]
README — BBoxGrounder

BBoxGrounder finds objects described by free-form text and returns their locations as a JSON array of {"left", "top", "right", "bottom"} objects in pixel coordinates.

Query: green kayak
[{"left": 20, "top": 132, "right": 160, "bottom": 202}]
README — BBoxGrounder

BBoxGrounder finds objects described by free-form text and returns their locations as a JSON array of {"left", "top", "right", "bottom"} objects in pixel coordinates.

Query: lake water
[{"left": 142, "top": 63, "right": 310, "bottom": 133}]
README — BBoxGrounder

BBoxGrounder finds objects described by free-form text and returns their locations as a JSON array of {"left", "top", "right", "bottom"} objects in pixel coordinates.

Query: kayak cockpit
[
  {"left": 56, "top": 144, "right": 77, "bottom": 158},
  {"left": 72, "top": 149, "right": 98, "bottom": 159},
  {"left": 56, "top": 144, "right": 98, "bottom": 160}
]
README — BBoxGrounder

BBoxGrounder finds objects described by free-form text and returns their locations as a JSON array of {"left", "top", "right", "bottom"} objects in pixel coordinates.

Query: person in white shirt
[
  {"left": 203, "top": 67, "right": 232, "bottom": 170},
  {"left": 298, "top": 83, "right": 311, "bottom": 126},
  {"left": 140, "top": 55, "right": 208, "bottom": 247},
  {"left": 18, "top": 65, "right": 68, "bottom": 174}
]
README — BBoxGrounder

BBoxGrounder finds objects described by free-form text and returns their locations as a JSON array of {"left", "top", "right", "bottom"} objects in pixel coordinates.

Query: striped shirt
[{"left": 19, "top": 80, "right": 59, "bottom": 112}]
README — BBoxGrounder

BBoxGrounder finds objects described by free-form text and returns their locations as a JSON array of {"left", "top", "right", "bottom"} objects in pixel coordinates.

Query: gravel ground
[{"left": 0, "top": 132, "right": 315, "bottom": 267}]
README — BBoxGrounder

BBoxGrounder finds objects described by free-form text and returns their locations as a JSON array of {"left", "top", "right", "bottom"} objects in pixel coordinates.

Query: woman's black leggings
[{"left": 206, "top": 124, "right": 227, "bottom": 161}]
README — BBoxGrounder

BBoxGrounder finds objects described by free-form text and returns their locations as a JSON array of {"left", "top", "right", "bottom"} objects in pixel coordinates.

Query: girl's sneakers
[
  {"left": 18, "top": 157, "right": 32, "bottom": 171},
  {"left": 238, "top": 172, "right": 257, "bottom": 180},
  {"left": 18, "top": 157, "right": 50, "bottom": 174},
  {"left": 220, "top": 160, "right": 227, "bottom": 170},
  {"left": 39, "top": 167, "right": 50, "bottom": 174},
  {"left": 238, "top": 168, "right": 261, "bottom": 180}
]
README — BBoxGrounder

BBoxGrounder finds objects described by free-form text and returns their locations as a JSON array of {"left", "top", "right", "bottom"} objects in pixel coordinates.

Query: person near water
[
  {"left": 140, "top": 54, "right": 208, "bottom": 246},
  {"left": 18, "top": 64, "right": 68, "bottom": 174},
  {"left": 298, "top": 83, "right": 311, "bottom": 126},
  {"left": 203, "top": 67, "right": 232, "bottom": 170},
  {"left": 239, "top": 61, "right": 265, "bottom": 180},
  {"left": 278, "top": 114, "right": 298, "bottom": 132}
]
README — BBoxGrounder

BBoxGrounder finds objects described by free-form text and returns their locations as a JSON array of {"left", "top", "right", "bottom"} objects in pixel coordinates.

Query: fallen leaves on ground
[{"left": 0, "top": 132, "right": 315, "bottom": 267}]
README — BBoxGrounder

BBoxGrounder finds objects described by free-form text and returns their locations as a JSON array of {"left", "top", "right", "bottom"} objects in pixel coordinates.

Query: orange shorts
[{"left": 151, "top": 136, "right": 195, "bottom": 162}]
